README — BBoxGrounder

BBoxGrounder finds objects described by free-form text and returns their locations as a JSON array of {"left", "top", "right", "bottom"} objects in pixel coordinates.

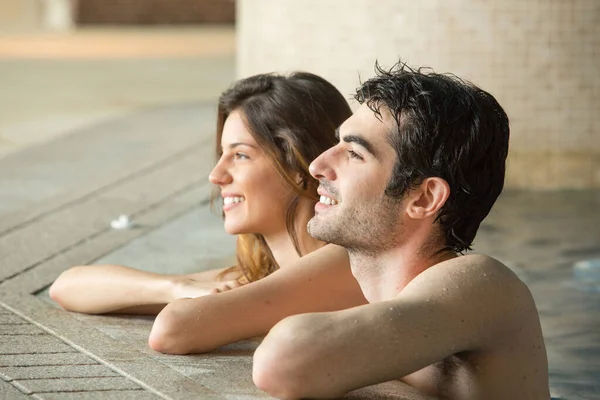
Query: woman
[{"left": 50, "top": 72, "right": 367, "bottom": 353}]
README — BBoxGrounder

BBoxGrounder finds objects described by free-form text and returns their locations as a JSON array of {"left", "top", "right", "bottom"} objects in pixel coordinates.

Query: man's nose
[{"left": 309, "top": 147, "right": 336, "bottom": 181}]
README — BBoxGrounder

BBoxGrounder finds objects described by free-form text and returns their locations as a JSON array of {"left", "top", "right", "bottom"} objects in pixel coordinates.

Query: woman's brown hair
[{"left": 214, "top": 72, "right": 352, "bottom": 283}]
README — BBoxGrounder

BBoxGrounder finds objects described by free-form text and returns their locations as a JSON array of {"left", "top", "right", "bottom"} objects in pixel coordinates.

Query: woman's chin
[{"left": 223, "top": 223, "right": 250, "bottom": 235}]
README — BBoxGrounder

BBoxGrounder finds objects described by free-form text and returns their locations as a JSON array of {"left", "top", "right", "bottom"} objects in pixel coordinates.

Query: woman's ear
[{"left": 405, "top": 177, "right": 450, "bottom": 219}]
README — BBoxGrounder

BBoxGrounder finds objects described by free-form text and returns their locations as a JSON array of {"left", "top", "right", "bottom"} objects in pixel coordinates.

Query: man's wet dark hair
[{"left": 355, "top": 61, "right": 510, "bottom": 253}]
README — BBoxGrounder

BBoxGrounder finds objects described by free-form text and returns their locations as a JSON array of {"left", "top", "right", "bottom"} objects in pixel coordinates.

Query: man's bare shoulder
[
  {"left": 395, "top": 254, "right": 539, "bottom": 343},
  {"left": 402, "top": 253, "right": 528, "bottom": 298}
]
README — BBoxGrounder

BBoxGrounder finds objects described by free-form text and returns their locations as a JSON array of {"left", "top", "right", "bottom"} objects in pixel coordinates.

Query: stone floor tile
[
  {"left": 2, "top": 364, "right": 119, "bottom": 380},
  {"left": 0, "top": 314, "right": 28, "bottom": 324},
  {"left": 0, "top": 353, "right": 96, "bottom": 367},
  {"left": 0, "top": 336, "right": 76, "bottom": 355},
  {"left": 6, "top": 380, "right": 33, "bottom": 395},
  {"left": 32, "top": 391, "right": 160, "bottom": 400},
  {"left": 15, "top": 376, "right": 142, "bottom": 393},
  {"left": 0, "top": 324, "right": 45, "bottom": 335},
  {"left": 0, "top": 379, "right": 29, "bottom": 399}
]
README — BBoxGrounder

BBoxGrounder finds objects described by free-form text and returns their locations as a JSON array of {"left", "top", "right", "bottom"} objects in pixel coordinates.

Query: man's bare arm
[
  {"left": 253, "top": 255, "right": 538, "bottom": 399},
  {"left": 148, "top": 244, "right": 368, "bottom": 354}
]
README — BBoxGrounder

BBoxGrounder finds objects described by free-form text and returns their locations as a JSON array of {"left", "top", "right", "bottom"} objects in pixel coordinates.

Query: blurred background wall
[
  {"left": 76, "top": 0, "right": 234, "bottom": 24},
  {"left": 0, "top": 0, "right": 234, "bottom": 31},
  {"left": 0, "top": 0, "right": 235, "bottom": 158},
  {"left": 237, "top": 0, "right": 600, "bottom": 190},
  {"left": 1, "top": 0, "right": 597, "bottom": 190},
  {"left": 0, "top": 0, "right": 44, "bottom": 31}
]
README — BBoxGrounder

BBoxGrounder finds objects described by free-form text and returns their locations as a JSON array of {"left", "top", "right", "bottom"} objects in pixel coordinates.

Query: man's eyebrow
[{"left": 342, "top": 134, "right": 379, "bottom": 158}]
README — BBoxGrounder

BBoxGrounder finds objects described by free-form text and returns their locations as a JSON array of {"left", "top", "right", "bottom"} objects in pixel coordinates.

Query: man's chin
[
  {"left": 307, "top": 218, "right": 336, "bottom": 243},
  {"left": 306, "top": 218, "right": 323, "bottom": 240}
]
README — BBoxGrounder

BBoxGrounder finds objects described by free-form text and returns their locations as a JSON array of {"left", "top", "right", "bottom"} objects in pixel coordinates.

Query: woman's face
[{"left": 210, "top": 110, "right": 295, "bottom": 236}]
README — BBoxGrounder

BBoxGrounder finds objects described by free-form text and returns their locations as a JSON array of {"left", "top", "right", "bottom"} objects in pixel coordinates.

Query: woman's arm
[
  {"left": 148, "top": 244, "right": 368, "bottom": 354},
  {"left": 49, "top": 264, "right": 239, "bottom": 315}
]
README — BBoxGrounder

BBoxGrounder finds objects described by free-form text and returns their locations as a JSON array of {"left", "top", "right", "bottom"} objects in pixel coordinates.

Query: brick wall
[
  {"left": 76, "top": 0, "right": 235, "bottom": 24},
  {"left": 237, "top": 0, "right": 600, "bottom": 190}
]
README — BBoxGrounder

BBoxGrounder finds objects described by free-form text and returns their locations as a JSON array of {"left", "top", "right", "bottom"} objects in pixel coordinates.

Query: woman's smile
[{"left": 222, "top": 194, "right": 246, "bottom": 212}]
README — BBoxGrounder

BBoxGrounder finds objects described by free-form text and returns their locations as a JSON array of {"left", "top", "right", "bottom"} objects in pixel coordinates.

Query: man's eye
[
  {"left": 235, "top": 152, "right": 249, "bottom": 160},
  {"left": 347, "top": 150, "right": 363, "bottom": 161}
]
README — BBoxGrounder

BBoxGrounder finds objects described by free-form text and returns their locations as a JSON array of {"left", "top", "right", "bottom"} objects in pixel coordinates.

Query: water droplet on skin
[{"left": 443, "top": 288, "right": 448, "bottom": 292}]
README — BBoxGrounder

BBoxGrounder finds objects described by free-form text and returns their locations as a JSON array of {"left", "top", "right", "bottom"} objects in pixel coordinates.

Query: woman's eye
[
  {"left": 347, "top": 150, "right": 363, "bottom": 161},
  {"left": 235, "top": 152, "right": 249, "bottom": 160}
]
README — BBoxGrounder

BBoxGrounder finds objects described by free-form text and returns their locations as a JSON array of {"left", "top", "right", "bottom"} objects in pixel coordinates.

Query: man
[{"left": 252, "top": 62, "right": 550, "bottom": 400}]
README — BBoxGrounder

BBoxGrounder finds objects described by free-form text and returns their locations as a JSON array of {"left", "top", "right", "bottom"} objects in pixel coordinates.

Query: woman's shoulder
[
  {"left": 267, "top": 244, "right": 350, "bottom": 274},
  {"left": 303, "top": 244, "right": 349, "bottom": 263}
]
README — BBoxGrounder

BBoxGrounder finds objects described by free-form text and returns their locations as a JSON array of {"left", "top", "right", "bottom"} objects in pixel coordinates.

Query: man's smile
[{"left": 318, "top": 195, "right": 338, "bottom": 206}]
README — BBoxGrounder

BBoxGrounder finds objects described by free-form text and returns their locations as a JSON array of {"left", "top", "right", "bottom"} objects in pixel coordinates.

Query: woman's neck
[{"left": 263, "top": 197, "right": 325, "bottom": 268}]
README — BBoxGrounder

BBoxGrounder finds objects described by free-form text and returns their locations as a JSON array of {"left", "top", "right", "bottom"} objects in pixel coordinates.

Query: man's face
[{"left": 307, "top": 104, "right": 406, "bottom": 253}]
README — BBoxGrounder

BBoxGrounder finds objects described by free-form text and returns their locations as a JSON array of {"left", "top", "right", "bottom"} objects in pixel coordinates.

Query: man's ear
[{"left": 405, "top": 177, "right": 450, "bottom": 219}]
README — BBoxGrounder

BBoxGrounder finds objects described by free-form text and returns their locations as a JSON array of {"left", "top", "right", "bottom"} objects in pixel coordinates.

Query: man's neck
[{"left": 348, "top": 236, "right": 456, "bottom": 303}]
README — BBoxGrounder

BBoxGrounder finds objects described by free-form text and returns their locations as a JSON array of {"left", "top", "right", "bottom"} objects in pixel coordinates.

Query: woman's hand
[
  {"left": 170, "top": 277, "right": 245, "bottom": 299},
  {"left": 208, "top": 279, "right": 245, "bottom": 294}
]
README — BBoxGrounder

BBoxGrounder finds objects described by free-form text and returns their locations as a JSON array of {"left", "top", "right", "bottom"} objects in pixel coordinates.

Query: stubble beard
[{"left": 307, "top": 195, "right": 404, "bottom": 256}]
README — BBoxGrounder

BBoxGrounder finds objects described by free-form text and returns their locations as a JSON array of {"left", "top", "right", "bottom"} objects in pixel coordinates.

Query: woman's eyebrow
[{"left": 221, "top": 142, "right": 258, "bottom": 150}]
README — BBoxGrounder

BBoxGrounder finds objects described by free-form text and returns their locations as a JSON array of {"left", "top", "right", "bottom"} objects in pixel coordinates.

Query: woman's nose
[
  {"left": 209, "top": 160, "right": 232, "bottom": 185},
  {"left": 309, "top": 147, "right": 336, "bottom": 181}
]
